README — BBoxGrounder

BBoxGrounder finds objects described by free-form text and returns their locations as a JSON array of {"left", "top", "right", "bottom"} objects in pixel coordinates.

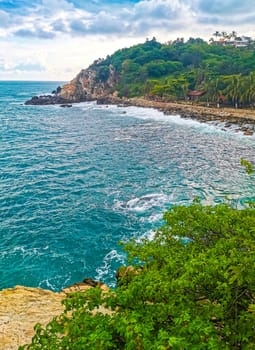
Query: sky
[{"left": 0, "top": 0, "right": 254, "bottom": 81}]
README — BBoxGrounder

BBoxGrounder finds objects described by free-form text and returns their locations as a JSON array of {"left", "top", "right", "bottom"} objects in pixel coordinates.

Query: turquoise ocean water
[{"left": 0, "top": 81, "right": 254, "bottom": 291}]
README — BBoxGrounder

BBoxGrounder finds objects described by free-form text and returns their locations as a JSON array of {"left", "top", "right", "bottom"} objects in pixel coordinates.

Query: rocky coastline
[
  {"left": 96, "top": 96, "right": 255, "bottom": 135},
  {"left": 0, "top": 279, "right": 109, "bottom": 350},
  {"left": 25, "top": 92, "right": 255, "bottom": 136},
  {"left": 24, "top": 63, "right": 255, "bottom": 135}
]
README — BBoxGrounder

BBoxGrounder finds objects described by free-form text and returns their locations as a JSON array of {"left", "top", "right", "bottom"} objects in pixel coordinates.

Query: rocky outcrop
[
  {"left": 25, "top": 65, "right": 119, "bottom": 105},
  {"left": 24, "top": 94, "right": 68, "bottom": 105},
  {"left": 0, "top": 279, "right": 108, "bottom": 350},
  {"left": 116, "top": 265, "right": 142, "bottom": 287}
]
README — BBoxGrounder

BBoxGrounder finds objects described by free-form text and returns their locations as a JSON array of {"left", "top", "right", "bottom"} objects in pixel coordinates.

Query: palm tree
[
  {"left": 224, "top": 74, "right": 242, "bottom": 108},
  {"left": 242, "top": 72, "right": 255, "bottom": 107},
  {"left": 205, "top": 77, "right": 222, "bottom": 107},
  {"left": 213, "top": 31, "right": 221, "bottom": 39},
  {"left": 213, "top": 30, "right": 221, "bottom": 41},
  {"left": 230, "top": 31, "right": 237, "bottom": 40}
]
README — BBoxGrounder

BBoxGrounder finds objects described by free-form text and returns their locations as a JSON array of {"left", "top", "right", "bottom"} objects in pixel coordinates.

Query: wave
[
  {"left": 115, "top": 193, "right": 170, "bottom": 213},
  {"left": 95, "top": 249, "right": 126, "bottom": 288}
]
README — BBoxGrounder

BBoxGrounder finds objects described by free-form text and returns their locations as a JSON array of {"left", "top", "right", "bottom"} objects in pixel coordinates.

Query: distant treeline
[{"left": 91, "top": 37, "right": 255, "bottom": 108}]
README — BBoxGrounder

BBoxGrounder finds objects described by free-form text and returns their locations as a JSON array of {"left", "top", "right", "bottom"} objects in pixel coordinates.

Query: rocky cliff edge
[
  {"left": 25, "top": 65, "right": 118, "bottom": 105},
  {"left": 0, "top": 280, "right": 109, "bottom": 350}
]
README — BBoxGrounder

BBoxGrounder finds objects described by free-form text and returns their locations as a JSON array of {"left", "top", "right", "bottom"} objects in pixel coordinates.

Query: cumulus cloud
[
  {"left": 0, "top": 0, "right": 254, "bottom": 81},
  {"left": 0, "top": 0, "right": 253, "bottom": 40},
  {"left": 196, "top": 0, "right": 251, "bottom": 15},
  {"left": 52, "top": 19, "right": 68, "bottom": 33},
  {"left": 0, "top": 57, "right": 45, "bottom": 73},
  {"left": 0, "top": 10, "right": 9, "bottom": 27},
  {"left": 133, "top": 0, "right": 188, "bottom": 20},
  {"left": 86, "top": 11, "right": 131, "bottom": 35},
  {"left": 193, "top": 0, "right": 254, "bottom": 33},
  {"left": 13, "top": 62, "right": 45, "bottom": 72},
  {"left": 0, "top": 0, "right": 194, "bottom": 39},
  {"left": 14, "top": 27, "right": 55, "bottom": 39}
]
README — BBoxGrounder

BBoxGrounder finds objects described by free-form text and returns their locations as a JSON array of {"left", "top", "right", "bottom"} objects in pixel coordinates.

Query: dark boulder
[
  {"left": 60, "top": 104, "right": 72, "bottom": 108},
  {"left": 24, "top": 95, "right": 68, "bottom": 105}
]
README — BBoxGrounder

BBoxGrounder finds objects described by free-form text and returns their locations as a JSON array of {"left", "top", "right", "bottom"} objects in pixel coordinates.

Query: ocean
[{"left": 0, "top": 81, "right": 254, "bottom": 291}]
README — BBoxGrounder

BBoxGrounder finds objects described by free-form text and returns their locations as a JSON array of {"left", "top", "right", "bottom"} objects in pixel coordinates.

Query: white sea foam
[
  {"left": 109, "top": 104, "right": 255, "bottom": 138},
  {"left": 141, "top": 212, "right": 163, "bottom": 223},
  {"left": 39, "top": 274, "right": 72, "bottom": 291},
  {"left": 136, "top": 229, "right": 156, "bottom": 243},
  {"left": 95, "top": 249, "right": 126, "bottom": 287},
  {"left": 0, "top": 245, "right": 49, "bottom": 258},
  {"left": 125, "top": 193, "right": 169, "bottom": 213},
  {"left": 74, "top": 101, "right": 255, "bottom": 138}
]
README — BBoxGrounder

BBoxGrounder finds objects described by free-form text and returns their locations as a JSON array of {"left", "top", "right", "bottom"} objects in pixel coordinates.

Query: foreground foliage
[{"left": 20, "top": 202, "right": 255, "bottom": 349}]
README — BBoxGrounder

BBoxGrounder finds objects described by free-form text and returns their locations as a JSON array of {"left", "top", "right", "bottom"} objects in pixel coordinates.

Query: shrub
[{"left": 20, "top": 201, "right": 255, "bottom": 349}]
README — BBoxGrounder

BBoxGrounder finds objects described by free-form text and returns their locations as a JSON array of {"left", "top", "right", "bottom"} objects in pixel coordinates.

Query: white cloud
[
  {"left": 196, "top": 0, "right": 251, "bottom": 15},
  {"left": 0, "top": 0, "right": 254, "bottom": 80},
  {"left": 0, "top": 9, "right": 9, "bottom": 27}
]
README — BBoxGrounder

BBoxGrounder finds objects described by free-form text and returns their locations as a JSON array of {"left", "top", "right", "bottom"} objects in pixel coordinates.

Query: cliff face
[
  {"left": 0, "top": 286, "right": 65, "bottom": 350},
  {"left": 0, "top": 281, "right": 109, "bottom": 350},
  {"left": 59, "top": 65, "right": 118, "bottom": 102},
  {"left": 25, "top": 64, "right": 119, "bottom": 105}
]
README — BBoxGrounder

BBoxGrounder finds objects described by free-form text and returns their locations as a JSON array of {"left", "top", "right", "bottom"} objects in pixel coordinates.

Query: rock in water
[
  {"left": 60, "top": 104, "right": 72, "bottom": 108},
  {"left": 25, "top": 64, "right": 119, "bottom": 105},
  {"left": 24, "top": 95, "right": 67, "bottom": 105}
]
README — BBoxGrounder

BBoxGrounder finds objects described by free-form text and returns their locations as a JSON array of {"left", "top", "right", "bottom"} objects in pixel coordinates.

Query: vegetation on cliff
[
  {"left": 20, "top": 196, "right": 255, "bottom": 348},
  {"left": 88, "top": 37, "right": 255, "bottom": 108}
]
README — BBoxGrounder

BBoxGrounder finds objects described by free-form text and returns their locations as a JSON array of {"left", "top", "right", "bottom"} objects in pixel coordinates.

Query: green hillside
[{"left": 90, "top": 37, "right": 255, "bottom": 108}]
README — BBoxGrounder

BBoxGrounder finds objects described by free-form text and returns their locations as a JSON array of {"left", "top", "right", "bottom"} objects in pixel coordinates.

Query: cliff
[
  {"left": 0, "top": 280, "right": 108, "bottom": 350},
  {"left": 59, "top": 65, "right": 118, "bottom": 102},
  {"left": 25, "top": 64, "right": 119, "bottom": 105}
]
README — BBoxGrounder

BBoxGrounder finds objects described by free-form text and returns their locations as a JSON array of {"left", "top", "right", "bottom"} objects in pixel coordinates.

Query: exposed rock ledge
[{"left": 0, "top": 280, "right": 108, "bottom": 350}]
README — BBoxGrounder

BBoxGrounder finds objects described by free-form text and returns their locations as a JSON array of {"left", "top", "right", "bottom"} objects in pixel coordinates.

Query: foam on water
[
  {"left": 95, "top": 250, "right": 126, "bottom": 288},
  {"left": 122, "top": 193, "right": 170, "bottom": 213},
  {"left": 101, "top": 103, "right": 255, "bottom": 138},
  {"left": 0, "top": 83, "right": 254, "bottom": 291}
]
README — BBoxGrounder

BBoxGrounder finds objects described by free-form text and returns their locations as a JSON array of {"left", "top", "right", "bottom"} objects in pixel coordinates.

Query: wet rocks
[
  {"left": 60, "top": 104, "right": 72, "bottom": 108},
  {"left": 25, "top": 95, "right": 68, "bottom": 105}
]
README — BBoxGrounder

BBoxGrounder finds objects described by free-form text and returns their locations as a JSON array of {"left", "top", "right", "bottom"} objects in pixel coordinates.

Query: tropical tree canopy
[
  {"left": 20, "top": 199, "right": 255, "bottom": 349},
  {"left": 92, "top": 37, "right": 255, "bottom": 107}
]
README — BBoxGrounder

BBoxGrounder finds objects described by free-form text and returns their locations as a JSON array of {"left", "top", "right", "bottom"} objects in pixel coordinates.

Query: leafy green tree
[
  {"left": 204, "top": 77, "right": 223, "bottom": 107},
  {"left": 20, "top": 201, "right": 255, "bottom": 350},
  {"left": 87, "top": 37, "right": 255, "bottom": 102},
  {"left": 95, "top": 65, "right": 110, "bottom": 82}
]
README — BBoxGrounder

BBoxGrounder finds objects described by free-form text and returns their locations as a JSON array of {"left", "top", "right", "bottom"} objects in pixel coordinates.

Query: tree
[
  {"left": 221, "top": 31, "right": 228, "bottom": 39},
  {"left": 205, "top": 77, "right": 223, "bottom": 107},
  {"left": 224, "top": 74, "right": 242, "bottom": 108},
  {"left": 241, "top": 72, "right": 255, "bottom": 107},
  {"left": 20, "top": 201, "right": 255, "bottom": 350},
  {"left": 213, "top": 31, "right": 221, "bottom": 40},
  {"left": 231, "top": 31, "right": 237, "bottom": 40}
]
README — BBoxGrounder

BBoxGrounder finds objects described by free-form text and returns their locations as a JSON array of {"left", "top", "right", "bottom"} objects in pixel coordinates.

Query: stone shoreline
[
  {"left": 97, "top": 96, "right": 255, "bottom": 136},
  {"left": 25, "top": 92, "right": 255, "bottom": 135}
]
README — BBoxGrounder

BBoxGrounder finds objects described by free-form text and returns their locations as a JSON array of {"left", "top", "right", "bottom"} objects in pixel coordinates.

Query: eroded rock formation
[
  {"left": 0, "top": 280, "right": 108, "bottom": 350},
  {"left": 25, "top": 65, "right": 118, "bottom": 105}
]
